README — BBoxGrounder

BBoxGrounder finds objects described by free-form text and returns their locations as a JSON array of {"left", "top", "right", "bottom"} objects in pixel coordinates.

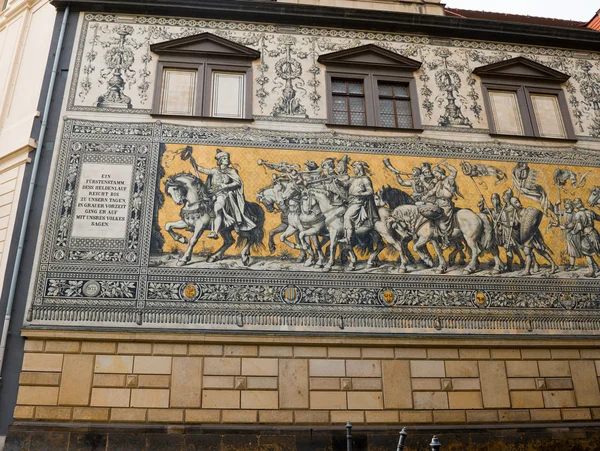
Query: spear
[{"left": 468, "top": 175, "right": 498, "bottom": 228}]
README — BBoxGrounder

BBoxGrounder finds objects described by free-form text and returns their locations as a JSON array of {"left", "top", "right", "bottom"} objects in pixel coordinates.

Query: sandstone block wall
[{"left": 13, "top": 332, "right": 600, "bottom": 427}]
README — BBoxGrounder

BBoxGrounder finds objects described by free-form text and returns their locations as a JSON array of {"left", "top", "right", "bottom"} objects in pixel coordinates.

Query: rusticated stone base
[{"left": 5, "top": 422, "right": 600, "bottom": 451}]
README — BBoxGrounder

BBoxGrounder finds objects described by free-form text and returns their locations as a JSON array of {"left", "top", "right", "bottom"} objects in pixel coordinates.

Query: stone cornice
[
  {"left": 20, "top": 328, "right": 600, "bottom": 347},
  {"left": 49, "top": 0, "right": 600, "bottom": 52}
]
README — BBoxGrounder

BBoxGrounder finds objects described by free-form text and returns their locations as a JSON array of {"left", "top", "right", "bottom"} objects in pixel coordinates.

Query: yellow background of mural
[{"left": 157, "top": 144, "right": 600, "bottom": 264}]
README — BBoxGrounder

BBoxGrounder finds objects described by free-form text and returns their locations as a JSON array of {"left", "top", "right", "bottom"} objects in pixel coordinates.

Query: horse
[
  {"left": 390, "top": 205, "right": 504, "bottom": 275},
  {"left": 302, "top": 187, "right": 385, "bottom": 271},
  {"left": 275, "top": 180, "right": 330, "bottom": 268},
  {"left": 588, "top": 186, "right": 600, "bottom": 208},
  {"left": 255, "top": 182, "right": 308, "bottom": 263},
  {"left": 163, "top": 173, "right": 265, "bottom": 266},
  {"left": 377, "top": 186, "right": 467, "bottom": 270},
  {"left": 373, "top": 186, "right": 415, "bottom": 272}
]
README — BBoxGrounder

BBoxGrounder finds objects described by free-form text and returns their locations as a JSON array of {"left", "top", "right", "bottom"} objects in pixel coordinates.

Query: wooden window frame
[
  {"left": 480, "top": 82, "right": 575, "bottom": 140},
  {"left": 150, "top": 33, "right": 259, "bottom": 120},
  {"left": 372, "top": 75, "right": 419, "bottom": 129},
  {"left": 474, "top": 57, "right": 576, "bottom": 141},
  {"left": 325, "top": 70, "right": 422, "bottom": 130},
  {"left": 152, "top": 57, "right": 253, "bottom": 119}
]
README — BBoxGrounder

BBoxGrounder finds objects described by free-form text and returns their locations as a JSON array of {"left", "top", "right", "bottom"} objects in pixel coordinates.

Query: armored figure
[
  {"left": 195, "top": 149, "right": 255, "bottom": 239},
  {"left": 509, "top": 197, "right": 557, "bottom": 275},
  {"left": 478, "top": 193, "right": 503, "bottom": 246},
  {"left": 338, "top": 161, "right": 378, "bottom": 244},
  {"left": 572, "top": 198, "right": 600, "bottom": 277},
  {"left": 554, "top": 199, "right": 581, "bottom": 271}
]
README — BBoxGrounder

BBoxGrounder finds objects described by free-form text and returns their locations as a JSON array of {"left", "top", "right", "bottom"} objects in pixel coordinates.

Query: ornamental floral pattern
[{"left": 70, "top": 14, "right": 600, "bottom": 136}]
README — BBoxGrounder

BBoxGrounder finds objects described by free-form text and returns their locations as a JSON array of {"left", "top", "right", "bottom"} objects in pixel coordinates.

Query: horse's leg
[
  {"left": 431, "top": 238, "right": 448, "bottom": 274},
  {"left": 324, "top": 229, "right": 339, "bottom": 271},
  {"left": 458, "top": 243, "right": 467, "bottom": 265},
  {"left": 178, "top": 221, "right": 206, "bottom": 266},
  {"left": 376, "top": 222, "right": 408, "bottom": 272},
  {"left": 268, "top": 222, "right": 287, "bottom": 254},
  {"left": 413, "top": 235, "right": 434, "bottom": 268},
  {"left": 298, "top": 230, "right": 316, "bottom": 267},
  {"left": 463, "top": 235, "right": 482, "bottom": 275},
  {"left": 402, "top": 239, "right": 416, "bottom": 265},
  {"left": 241, "top": 237, "right": 252, "bottom": 267},
  {"left": 367, "top": 233, "right": 385, "bottom": 269},
  {"left": 448, "top": 245, "right": 459, "bottom": 267},
  {"left": 280, "top": 226, "right": 301, "bottom": 251},
  {"left": 292, "top": 231, "right": 307, "bottom": 263},
  {"left": 315, "top": 232, "right": 329, "bottom": 267},
  {"left": 310, "top": 236, "right": 324, "bottom": 268},
  {"left": 208, "top": 230, "right": 235, "bottom": 263},
  {"left": 165, "top": 220, "right": 189, "bottom": 244}
]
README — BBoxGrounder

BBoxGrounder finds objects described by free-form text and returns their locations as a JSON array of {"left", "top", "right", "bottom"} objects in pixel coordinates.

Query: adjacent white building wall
[{"left": 0, "top": 0, "right": 55, "bottom": 295}]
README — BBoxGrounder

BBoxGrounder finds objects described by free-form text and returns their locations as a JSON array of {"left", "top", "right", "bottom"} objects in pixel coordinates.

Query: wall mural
[
  {"left": 25, "top": 119, "right": 600, "bottom": 335},
  {"left": 69, "top": 14, "right": 600, "bottom": 137},
  {"left": 153, "top": 144, "right": 600, "bottom": 279}
]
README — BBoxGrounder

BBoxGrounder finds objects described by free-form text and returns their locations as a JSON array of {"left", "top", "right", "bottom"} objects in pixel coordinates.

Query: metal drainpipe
[{"left": 0, "top": 3, "right": 70, "bottom": 381}]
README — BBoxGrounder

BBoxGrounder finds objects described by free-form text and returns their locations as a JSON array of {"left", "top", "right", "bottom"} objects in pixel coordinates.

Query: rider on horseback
[
  {"left": 425, "top": 161, "right": 460, "bottom": 249},
  {"left": 195, "top": 149, "right": 256, "bottom": 239}
]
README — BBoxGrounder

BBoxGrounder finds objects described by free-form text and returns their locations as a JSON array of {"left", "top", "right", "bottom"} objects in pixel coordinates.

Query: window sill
[
  {"left": 489, "top": 133, "right": 577, "bottom": 144},
  {"left": 325, "top": 123, "right": 424, "bottom": 133},
  {"left": 151, "top": 113, "right": 254, "bottom": 123}
]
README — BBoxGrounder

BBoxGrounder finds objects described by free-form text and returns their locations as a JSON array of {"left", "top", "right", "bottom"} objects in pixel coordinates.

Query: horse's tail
[
  {"left": 237, "top": 202, "right": 265, "bottom": 251},
  {"left": 355, "top": 232, "right": 376, "bottom": 256},
  {"left": 477, "top": 213, "right": 493, "bottom": 251}
]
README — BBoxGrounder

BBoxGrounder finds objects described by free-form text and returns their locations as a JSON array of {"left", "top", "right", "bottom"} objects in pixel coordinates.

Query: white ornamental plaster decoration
[{"left": 70, "top": 14, "right": 600, "bottom": 136}]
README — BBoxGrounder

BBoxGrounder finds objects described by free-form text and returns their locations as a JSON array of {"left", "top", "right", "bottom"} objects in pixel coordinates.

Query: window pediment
[
  {"left": 317, "top": 44, "right": 421, "bottom": 71},
  {"left": 473, "top": 56, "right": 569, "bottom": 83},
  {"left": 150, "top": 32, "right": 260, "bottom": 60}
]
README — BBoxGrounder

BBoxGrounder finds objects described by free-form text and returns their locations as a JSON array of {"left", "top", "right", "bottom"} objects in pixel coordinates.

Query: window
[
  {"left": 331, "top": 79, "right": 366, "bottom": 126},
  {"left": 159, "top": 69, "right": 197, "bottom": 116},
  {"left": 474, "top": 57, "right": 575, "bottom": 140},
  {"left": 210, "top": 72, "right": 245, "bottom": 118},
  {"left": 378, "top": 82, "right": 413, "bottom": 128},
  {"left": 318, "top": 44, "right": 422, "bottom": 130},
  {"left": 150, "top": 33, "right": 260, "bottom": 119}
]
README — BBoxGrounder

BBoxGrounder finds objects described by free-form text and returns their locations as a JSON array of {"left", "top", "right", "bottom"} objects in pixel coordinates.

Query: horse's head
[
  {"left": 388, "top": 205, "right": 415, "bottom": 238},
  {"left": 381, "top": 185, "right": 414, "bottom": 209},
  {"left": 256, "top": 184, "right": 279, "bottom": 213},
  {"left": 280, "top": 181, "right": 301, "bottom": 202},
  {"left": 588, "top": 186, "right": 600, "bottom": 207},
  {"left": 164, "top": 176, "right": 186, "bottom": 205}
]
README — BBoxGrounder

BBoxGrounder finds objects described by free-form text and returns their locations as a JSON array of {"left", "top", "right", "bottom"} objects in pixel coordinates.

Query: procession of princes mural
[{"left": 152, "top": 145, "right": 600, "bottom": 278}]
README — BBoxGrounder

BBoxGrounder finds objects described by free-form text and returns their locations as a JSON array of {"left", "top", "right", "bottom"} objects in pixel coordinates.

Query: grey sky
[{"left": 445, "top": 0, "right": 597, "bottom": 22}]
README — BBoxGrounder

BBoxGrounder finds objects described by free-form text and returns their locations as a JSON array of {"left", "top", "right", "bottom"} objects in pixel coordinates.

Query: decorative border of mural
[{"left": 24, "top": 119, "right": 600, "bottom": 335}]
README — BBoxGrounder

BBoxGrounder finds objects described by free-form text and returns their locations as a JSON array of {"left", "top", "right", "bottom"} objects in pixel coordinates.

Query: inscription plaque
[{"left": 71, "top": 163, "right": 133, "bottom": 239}]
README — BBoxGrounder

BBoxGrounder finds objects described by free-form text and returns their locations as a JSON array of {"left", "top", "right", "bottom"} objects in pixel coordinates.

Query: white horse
[{"left": 391, "top": 205, "right": 504, "bottom": 275}]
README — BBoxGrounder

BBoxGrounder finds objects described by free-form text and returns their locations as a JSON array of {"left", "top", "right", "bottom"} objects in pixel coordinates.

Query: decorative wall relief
[
  {"left": 95, "top": 25, "right": 137, "bottom": 108},
  {"left": 26, "top": 119, "right": 600, "bottom": 334},
  {"left": 68, "top": 15, "right": 600, "bottom": 137},
  {"left": 270, "top": 36, "right": 308, "bottom": 118}
]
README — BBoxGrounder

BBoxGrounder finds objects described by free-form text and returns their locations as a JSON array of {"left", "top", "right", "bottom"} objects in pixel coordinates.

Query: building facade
[{"left": 3, "top": 0, "right": 600, "bottom": 449}]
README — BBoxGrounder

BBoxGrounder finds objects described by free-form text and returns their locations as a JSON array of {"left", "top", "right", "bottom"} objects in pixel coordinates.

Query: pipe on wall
[{"left": 0, "top": 3, "right": 71, "bottom": 381}]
